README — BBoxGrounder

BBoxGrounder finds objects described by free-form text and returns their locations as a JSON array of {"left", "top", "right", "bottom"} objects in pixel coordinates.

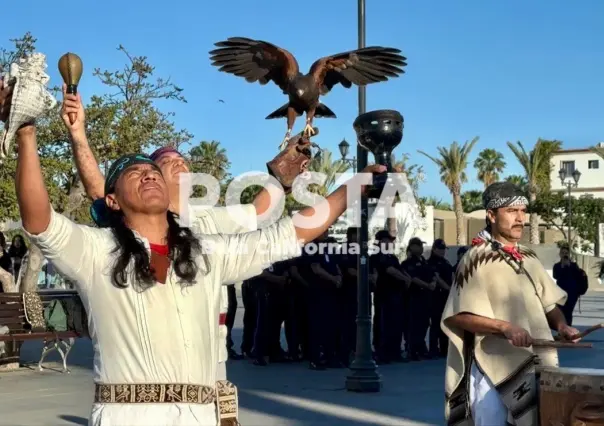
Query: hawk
[{"left": 209, "top": 37, "right": 407, "bottom": 149}]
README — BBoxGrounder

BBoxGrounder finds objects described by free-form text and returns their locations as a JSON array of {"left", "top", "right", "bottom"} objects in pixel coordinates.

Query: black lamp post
[
  {"left": 558, "top": 167, "right": 581, "bottom": 248},
  {"left": 345, "top": 0, "right": 382, "bottom": 393},
  {"left": 339, "top": 138, "right": 357, "bottom": 171}
]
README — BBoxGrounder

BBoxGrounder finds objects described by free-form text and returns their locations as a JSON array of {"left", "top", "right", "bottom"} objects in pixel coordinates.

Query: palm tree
[
  {"left": 189, "top": 140, "right": 231, "bottom": 182},
  {"left": 419, "top": 196, "right": 453, "bottom": 211},
  {"left": 308, "top": 149, "right": 350, "bottom": 197},
  {"left": 506, "top": 139, "right": 558, "bottom": 244},
  {"left": 591, "top": 145, "right": 604, "bottom": 161},
  {"left": 505, "top": 175, "right": 528, "bottom": 193},
  {"left": 474, "top": 149, "right": 506, "bottom": 188},
  {"left": 418, "top": 137, "right": 479, "bottom": 244},
  {"left": 461, "top": 190, "right": 483, "bottom": 213}
]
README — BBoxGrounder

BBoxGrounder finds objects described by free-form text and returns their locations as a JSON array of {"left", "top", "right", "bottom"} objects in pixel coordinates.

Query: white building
[{"left": 550, "top": 143, "right": 604, "bottom": 198}]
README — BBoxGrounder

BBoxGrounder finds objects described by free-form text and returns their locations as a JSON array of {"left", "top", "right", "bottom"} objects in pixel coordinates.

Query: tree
[
  {"left": 392, "top": 153, "right": 426, "bottom": 215},
  {"left": 0, "top": 31, "right": 36, "bottom": 73},
  {"left": 507, "top": 139, "right": 561, "bottom": 244},
  {"left": 308, "top": 149, "right": 350, "bottom": 197},
  {"left": 505, "top": 174, "right": 528, "bottom": 193},
  {"left": 591, "top": 145, "right": 604, "bottom": 161},
  {"left": 534, "top": 139, "right": 562, "bottom": 192},
  {"left": 1, "top": 34, "right": 192, "bottom": 291},
  {"left": 188, "top": 140, "right": 231, "bottom": 203},
  {"left": 189, "top": 140, "right": 230, "bottom": 181},
  {"left": 418, "top": 137, "right": 479, "bottom": 244},
  {"left": 419, "top": 197, "right": 453, "bottom": 211},
  {"left": 461, "top": 190, "right": 483, "bottom": 213},
  {"left": 474, "top": 148, "right": 506, "bottom": 188},
  {"left": 532, "top": 191, "right": 604, "bottom": 252}
]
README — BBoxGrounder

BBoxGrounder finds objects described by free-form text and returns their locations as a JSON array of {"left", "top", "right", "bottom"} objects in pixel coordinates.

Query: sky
[{"left": 3, "top": 0, "right": 604, "bottom": 201}]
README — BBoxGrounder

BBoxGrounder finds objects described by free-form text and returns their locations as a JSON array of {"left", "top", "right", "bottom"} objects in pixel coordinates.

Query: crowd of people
[
  {"left": 223, "top": 228, "right": 472, "bottom": 370},
  {"left": 223, "top": 233, "right": 591, "bottom": 375}
]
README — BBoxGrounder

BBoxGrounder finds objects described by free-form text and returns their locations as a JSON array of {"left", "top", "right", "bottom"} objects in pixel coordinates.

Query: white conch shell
[{"left": 0, "top": 52, "right": 57, "bottom": 158}]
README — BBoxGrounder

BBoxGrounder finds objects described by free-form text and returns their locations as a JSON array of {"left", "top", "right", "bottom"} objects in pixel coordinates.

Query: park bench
[{"left": 0, "top": 290, "right": 88, "bottom": 373}]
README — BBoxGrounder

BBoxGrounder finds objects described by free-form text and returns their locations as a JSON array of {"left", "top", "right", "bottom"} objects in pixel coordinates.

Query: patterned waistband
[{"left": 94, "top": 383, "right": 216, "bottom": 404}]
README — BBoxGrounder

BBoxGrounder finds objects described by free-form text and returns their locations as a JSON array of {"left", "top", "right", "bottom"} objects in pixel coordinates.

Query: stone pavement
[{"left": 1, "top": 292, "right": 603, "bottom": 426}]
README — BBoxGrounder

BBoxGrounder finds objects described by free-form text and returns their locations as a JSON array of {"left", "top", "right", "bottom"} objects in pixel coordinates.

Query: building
[
  {"left": 549, "top": 144, "right": 604, "bottom": 198},
  {"left": 432, "top": 208, "right": 565, "bottom": 246}
]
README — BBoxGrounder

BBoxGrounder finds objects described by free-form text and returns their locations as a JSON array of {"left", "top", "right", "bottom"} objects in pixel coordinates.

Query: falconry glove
[
  {"left": 266, "top": 128, "right": 318, "bottom": 193},
  {"left": 0, "top": 53, "right": 57, "bottom": 158}
]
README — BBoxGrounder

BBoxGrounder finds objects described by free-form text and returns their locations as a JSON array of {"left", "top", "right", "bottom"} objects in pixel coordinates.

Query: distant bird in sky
[
  {"left": 218, "top": 99, "right": 225, "bottom": 103},
  {"left": 209, "top": 37, "right": 407, "bottom": 150}
]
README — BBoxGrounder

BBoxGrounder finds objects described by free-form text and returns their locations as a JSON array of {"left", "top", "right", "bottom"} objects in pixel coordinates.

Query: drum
[{"left": 539, "top": 366, "right": 604, "bottom": 426}]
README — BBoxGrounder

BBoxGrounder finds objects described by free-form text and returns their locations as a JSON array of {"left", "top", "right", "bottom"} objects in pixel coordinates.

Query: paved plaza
[{"left": 1, "top": 292, "right": 603, "bottom": 426}]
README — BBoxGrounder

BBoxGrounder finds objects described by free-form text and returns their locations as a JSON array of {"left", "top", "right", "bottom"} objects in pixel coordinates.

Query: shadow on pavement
[{"left": 58, "top": 415, "right": 88, "bottom": 425}]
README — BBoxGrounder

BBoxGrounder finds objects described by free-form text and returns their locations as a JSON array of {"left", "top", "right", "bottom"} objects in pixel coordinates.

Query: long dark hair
[
  {"left": 8, "top": 235, "right": 27, "bottom": 258},
  {"left": 108, "top": 210, "right": 202, "bottom": 290}
]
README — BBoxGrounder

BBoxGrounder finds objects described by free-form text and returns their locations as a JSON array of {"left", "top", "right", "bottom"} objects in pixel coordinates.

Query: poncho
[{"left": 441, "top": 240, "right": 567, "bottom": 425}]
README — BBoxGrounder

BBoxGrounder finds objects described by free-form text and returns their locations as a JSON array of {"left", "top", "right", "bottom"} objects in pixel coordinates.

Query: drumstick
[
  {"left": 532, "top": 339, "right": 592, "bottom": 349},
  {"left": 497, "top": 334, "right": 592, "bottom": 349},
  {"left": 553, "top": 323, "right": 604, "bottom": 341},
  {"left": 569, "top": 323, "right": 604, "bottom": 340}
]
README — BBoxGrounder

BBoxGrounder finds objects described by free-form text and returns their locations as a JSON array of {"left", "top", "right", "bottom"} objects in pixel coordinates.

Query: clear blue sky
[{"left": 4, "top": 0, "right": 604, "bottom": 201}]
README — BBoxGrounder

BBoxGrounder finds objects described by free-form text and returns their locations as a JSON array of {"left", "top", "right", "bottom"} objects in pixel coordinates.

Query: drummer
[{"left": 440, "top": 182, "right": 581, "bottom": 426}]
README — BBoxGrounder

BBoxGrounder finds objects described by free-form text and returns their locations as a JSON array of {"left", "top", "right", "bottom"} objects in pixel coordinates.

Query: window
[
  {"left": 588, "top": 160, "right": 599, "bottom": 169},
  {"left": 561, "top": 160, "right": 575, "bottom": 175}
]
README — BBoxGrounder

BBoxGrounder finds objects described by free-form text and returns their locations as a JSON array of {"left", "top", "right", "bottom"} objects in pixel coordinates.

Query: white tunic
[
  {"left": 186, "top": 205, "right": 258, "bottom": 372},
  {"left": 24, "top": 208, "right": 300, "bottom": 426}
]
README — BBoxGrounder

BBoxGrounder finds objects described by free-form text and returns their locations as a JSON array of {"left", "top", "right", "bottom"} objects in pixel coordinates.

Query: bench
[{"left": 0, "top": 290, "right": 87, "bottom": 373}]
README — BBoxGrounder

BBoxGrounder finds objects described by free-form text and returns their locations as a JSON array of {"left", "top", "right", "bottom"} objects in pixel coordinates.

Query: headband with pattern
[{"left": 485, "top": 195, "right": 529, "bottom": 210}]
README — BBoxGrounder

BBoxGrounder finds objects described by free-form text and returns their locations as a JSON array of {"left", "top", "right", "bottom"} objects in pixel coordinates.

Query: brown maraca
[{"left": 58, "top": 52, "right": 83, "bottom": 124}]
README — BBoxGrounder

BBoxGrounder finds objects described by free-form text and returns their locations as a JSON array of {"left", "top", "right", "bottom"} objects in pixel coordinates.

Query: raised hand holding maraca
[{"left": 61, "top": 84, "right": 86, "bottom": 137}]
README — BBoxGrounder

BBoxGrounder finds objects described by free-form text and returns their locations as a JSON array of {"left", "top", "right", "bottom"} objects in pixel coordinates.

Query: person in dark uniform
[
  {"left": 307, "top": 233, "right": 342, "bottom": 369},
  {"left": 250, "top": 270, "right": 270, "bottom": 366},
  {"left": 335, "top": 228, "right": 377, "bottom": 366},
  {"left": 293, "top": 232, "right": 342, "bottom": 370},
  {"left": 266, "top": 260, "right": 290, "bottom": 362},
  {"left": 402, "top": 237, "right": 436, "bottom": 361},
  {"left": 399, "top": 246, "right": 413, "bottom": 355},
  {"left": 252, "top": 263, "right": 289, "bottom": 366},
  {"left": 240, "top": 277, "right": 258, "bottom": 358},
  {"left": 289, "top": 255, "right": 311, "bottom": 361},
  {"left": 370, "top": 230, "right": 410, "bottom": 364},
  {"left": 225, "top": 283, "right": 244, "bottom": 360},
  {"left": 426, "top": 239, "right": 453, "bottom": 358},
  {"left": 553, "top": 246, "right": 588, "bottom": 326}
]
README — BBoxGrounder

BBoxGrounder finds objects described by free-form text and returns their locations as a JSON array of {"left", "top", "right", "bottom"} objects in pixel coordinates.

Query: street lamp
[
  {"left": 345, "top": 0, "right": 382, "bottom": 393},
  {"left": 339, "top": 138, "right": 357, "bottom": 170},
  {"left": 559, "top": 167, "right": 581, "bottom": 248}
]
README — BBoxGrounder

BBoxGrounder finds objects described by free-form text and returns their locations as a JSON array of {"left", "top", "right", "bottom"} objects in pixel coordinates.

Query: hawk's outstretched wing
[
  {"left": 209, "top": 37, "right": 299, "bottom": 94},
  {"left": 309, "top": 47, "right": 406, "bottom": 95}
]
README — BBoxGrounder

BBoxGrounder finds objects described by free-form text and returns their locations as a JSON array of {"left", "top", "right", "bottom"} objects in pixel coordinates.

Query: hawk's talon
[{"left": 303, "top": 124, "right": 316, "bottom": 139}]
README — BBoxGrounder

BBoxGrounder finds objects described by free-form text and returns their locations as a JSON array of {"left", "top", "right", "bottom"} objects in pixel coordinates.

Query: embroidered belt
[
  {"left": 94, "top": 381, "right": 240, "bottom": 425},
  {"left": 94, "top": 383, "right": 216, "bottom": 404}
]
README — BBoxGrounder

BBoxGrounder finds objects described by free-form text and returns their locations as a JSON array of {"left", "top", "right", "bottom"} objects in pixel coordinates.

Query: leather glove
[{"left": 266, "top": 128, "right": 318, "bottom": 193}]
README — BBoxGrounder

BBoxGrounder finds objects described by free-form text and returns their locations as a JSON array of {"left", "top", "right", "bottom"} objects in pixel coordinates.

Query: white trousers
[
  {"left": 216, "top": 361, "right": 227, "bottom": 381},
  {"left": 469, "top": 363, "right": 510, "bottom": 426}
]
